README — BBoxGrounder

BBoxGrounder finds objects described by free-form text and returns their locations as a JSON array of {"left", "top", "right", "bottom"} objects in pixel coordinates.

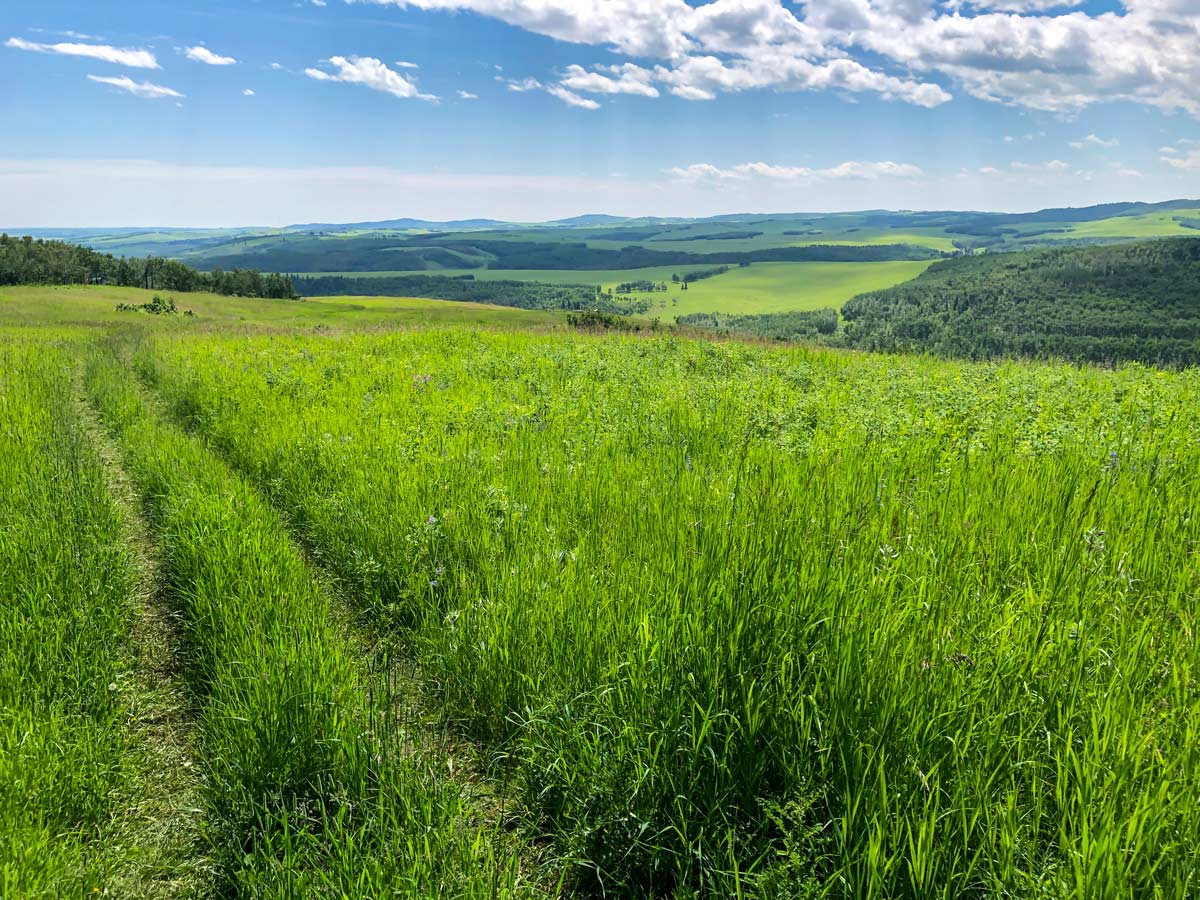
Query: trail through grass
[
  {"left": 84, "top": 337, "right": 549, "bottom": 898},
  {"left": 0, "top": 341, "right": 180, "bottom": 897},
  {"left": 136, "top": 326, "right": 1200, "bottom": 898}
]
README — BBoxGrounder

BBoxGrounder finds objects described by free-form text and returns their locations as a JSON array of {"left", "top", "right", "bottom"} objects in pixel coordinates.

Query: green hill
[{"left": 840, "top": 238, "right": 1200, "bottom": 366}]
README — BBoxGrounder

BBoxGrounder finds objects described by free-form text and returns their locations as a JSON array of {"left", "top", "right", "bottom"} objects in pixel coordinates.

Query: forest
[
  {"left": 204, "top": 237, "right": 945, "bottom": 273},
  {"left": 0, "top": 233, "right": 297, "bottom": 299},
  {"left": 839, "top": 238, "right": 1200, "bottom": 366}
]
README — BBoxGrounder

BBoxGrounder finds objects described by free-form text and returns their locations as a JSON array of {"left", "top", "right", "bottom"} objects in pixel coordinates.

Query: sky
[{"left": 2, "top": 0, "right": 1199, "bottom": 226}]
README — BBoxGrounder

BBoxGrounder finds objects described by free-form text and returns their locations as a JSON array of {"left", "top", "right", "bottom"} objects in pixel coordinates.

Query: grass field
[
  {"left": 306, "top": 261, "right": 935, "bottom": 321},
  {"left": 1032, "top": 209, "right": 1200, "bottom": 242},
  {"left": 3, "top": 284, "right": 1200, "bottom": 897},
  {"left": 0, "top": 285, "right": 558, "bottom": 331}
]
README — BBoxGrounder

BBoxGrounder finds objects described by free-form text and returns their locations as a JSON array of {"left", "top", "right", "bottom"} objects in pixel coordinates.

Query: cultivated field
[{"left": 3, "top": 285, "right": 1199, "bottom": 898}]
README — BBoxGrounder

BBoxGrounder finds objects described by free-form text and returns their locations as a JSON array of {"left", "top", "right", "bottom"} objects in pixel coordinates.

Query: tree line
[
  {"left": 690, "top": 238, "right": 1200, "bottom": 368},
  {"left": 0, "top": 234, "right": 297, "bottom": 298}
]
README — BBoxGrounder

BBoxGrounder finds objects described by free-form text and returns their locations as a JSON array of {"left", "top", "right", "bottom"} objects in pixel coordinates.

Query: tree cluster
[
  {"left": 840, "top": 238, "right": 1200, "bottom": 366},
  {"left": 0, "top": 233, "right": 297, "bottom": 298}
]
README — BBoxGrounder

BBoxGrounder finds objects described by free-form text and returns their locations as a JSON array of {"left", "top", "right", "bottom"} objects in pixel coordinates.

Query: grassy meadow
[
  {"left": 2, "top": 284, "right": 1199, "bottom": 898},
  {"left": 305, "top": 260, "right": 935, "bottom": 322}
]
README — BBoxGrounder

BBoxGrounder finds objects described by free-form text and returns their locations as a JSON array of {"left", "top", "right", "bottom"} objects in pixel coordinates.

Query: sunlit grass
[
  {"left": 0, "top": 341, "right": 137, "bottom": 897},
  {"left": 84, "top": 338, "right": 544, "bottom": 898},
  {"left": 138, "top": 326, "right": 1200, "bottom": 897}
]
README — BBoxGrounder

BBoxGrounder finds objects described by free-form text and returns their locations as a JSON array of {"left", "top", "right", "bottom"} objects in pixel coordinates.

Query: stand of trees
[
  {"left": 840, "top": 238, "right": 1200, "bottom": 366},
  {"left": 0, "top": 234, "right": 297, "bottom": 298},
  {"left": 678, "top": 309, "right": 839, "bottom": 341}
]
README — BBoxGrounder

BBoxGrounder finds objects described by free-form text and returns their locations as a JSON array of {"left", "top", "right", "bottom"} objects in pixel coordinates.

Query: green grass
[
  {"left": 1038, "top": 209, "right": 1200, "bottom": 241},
  {"left": 634, "top": 260, "right": 935, "bottom": 321},
  {"left": 136, "top": 325, "right": 1200, "bottom": 898},
  {"left": 0, "top": 341, "right": 138, "bottom": 897},
  {"left": 7, "top": 284, "right": 1200, "bottom": 898},
  {"left": 83, "top": 340, "right": 543, "bottom": 898},
  {"left": 0, "top": 284, "right": 560, "bottom": 332}
]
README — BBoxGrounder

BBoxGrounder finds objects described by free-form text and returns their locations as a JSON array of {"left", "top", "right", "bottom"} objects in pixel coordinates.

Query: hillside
[
  {"left": 5, "top": 284, "right": 1200, "bottom": 897},
  {"left": 14, "top": 199, "right": 1200, "bottom": 269},
  {"left": 840, "top": 238, "right": 1200, "bottom": 365}
]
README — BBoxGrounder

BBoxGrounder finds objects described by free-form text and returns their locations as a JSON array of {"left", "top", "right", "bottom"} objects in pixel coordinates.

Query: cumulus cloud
[
  {"left": 560, "top": 64, "right": 659, "bottom": 98},
  {"left": 545, "top": 84, "right": 600, "bottom": 110},
  {"left": 668, "top": 159, "right": 924, "bottom": 182},
  {"left": 305, "top": 55, "right": 437, "bottom": 100},
  {"left": 347, "top": 0, "right": 1200, "bottom": 119},
  {"left": 499, "top": 76, "right": 598, "bottom": 108},
  {"left": 1162, "top": 149, "right": 1200, "bottom": 170},
  {"left": 185, "top": 45, "right": 237, "bottom": 65},
  {"left": 86, "top": 74, "right": 183, "bottom": 99},
  {"left": 5, "top": 36, "right": 158, "bottom": 69},
  {"left": 350, "top": 0, "right": 948, "bottom": 108},
  {"left": 243, "top": 88, "right": 256, "bottom": 96},
  {"left": 1070, "top": 133, "right": 1119, "bottom": 149},
  {"left": 1010, "top": 159, "right": 1071, "bottom": 171},
  {"left": 503, "top": 76, "right": 542, "bottom": 92},
  {"left": 457, "top": 89, "right": 478, "bottom": 99}
]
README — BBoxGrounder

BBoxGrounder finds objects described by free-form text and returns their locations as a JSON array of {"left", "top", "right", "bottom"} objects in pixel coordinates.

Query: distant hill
[
  {"left": 840, "top": 238, "right": 1200, "bottom": 366},
  {"left": 547, "top": 214, "right": 630, "bottom": 226},
  {"left": 283, "top": 217, "right": 512, "bottom": 232}
]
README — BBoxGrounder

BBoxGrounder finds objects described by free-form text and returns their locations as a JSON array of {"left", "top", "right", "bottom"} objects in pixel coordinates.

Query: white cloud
[
  {"left": 653, "top": 53, "right": 950, "bottom": 107},
  {"left": 668, "top": 159, "right": 923, "bottom": 182},
  {"left": 350, "top": 0, "right": 948, "bottom": 108},
  {"left": 348, "top": 0, "right": 1200, "bottom": 119},
  {"left": 503, "top": 76, "right": 542, "bottom": 92},
  {"left": 499, "top": 75, "right": 597, "bottom": 107},
  {"left": 185, "top": 45, "right": 237, "bottom": 66},
  {"left": 270, "top": 62, "right": 284, "bottom": 70},
  {"left": 5, "top": 36, "right": 158, "bottom": 69},
  {"left": 560, "top": 63, "right": 659, "bottom": 98},
  {"left": 243, "top": 88, "right": 256, "bottom": 96},
  {"left": 86, "top": 74, "right": 183, "bottom": 99},
  {"left": 1069, "top": 133, "right": 1119, "bottom": 149},
  {"left": 350, "top": 0, "right": 698, "bottom": 58},
  {"left": 545, "top": 84, "right": 600, "bottom": 110},
  {"left": 305, "top": 55, "right": 437, "bottom": 100},
  {"left": 396, "top": 60, "right": 419, "bottom": 68},
  {"left": 1010, "top": 159, "right": 1071, "bottom": 171},
  {"left": 1162, "top": 150, "right": 1200, "bottom": 170},
  {"left": 457, "top": 89, "right": 478, "bottom": 99}
]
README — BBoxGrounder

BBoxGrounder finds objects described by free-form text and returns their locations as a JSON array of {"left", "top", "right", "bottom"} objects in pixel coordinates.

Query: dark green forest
[
  {"left": 678, "top": 308, "right": 839, "bottom": 341},
  {"left": 205, "top": 237, "right": 944, "bottom": 273},
  {"left": 0, "top": 233, "right": 297, "bottom": 298}
]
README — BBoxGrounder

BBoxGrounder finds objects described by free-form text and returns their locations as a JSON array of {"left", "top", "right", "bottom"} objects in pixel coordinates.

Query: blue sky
[{"left": 2, "top": 0, "right": 1199, "bottom": 225}]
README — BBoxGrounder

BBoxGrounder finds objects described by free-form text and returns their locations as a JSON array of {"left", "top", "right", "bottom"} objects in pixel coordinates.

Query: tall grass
[
  {"left": 84, "top": 340, "right": 542, "bottom": 898},
  {"left": 140, "top": 327, "right": 1200, "bottom": 897},
  {"left": 0, "top": 341, "right": 137, "bottom": 897}
]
